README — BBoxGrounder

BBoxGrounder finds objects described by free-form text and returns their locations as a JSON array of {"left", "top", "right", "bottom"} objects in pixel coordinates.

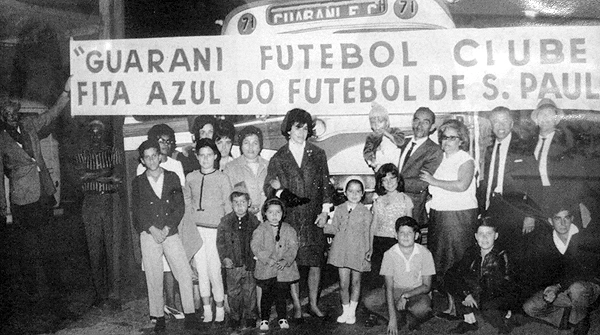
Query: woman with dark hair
[
  {"left": 223, "top": 125, "right": 268, "bottom": 219},
  {"left": 420, "top": 119, "right": 478, "bottom": 280},
  {"left": 214, "top": 118, "right": 236, "bottom": 169},
  {"left": 264, "top": 108, "right": 333, "bottom": 320},
  {"left": 177, "top": 115, "right": 217, "bottom": 175}
]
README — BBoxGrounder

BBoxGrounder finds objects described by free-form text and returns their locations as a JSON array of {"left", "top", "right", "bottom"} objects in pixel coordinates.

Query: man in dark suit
[
  {"left": 527, "top": 99, "right": 592, "bottom": 230},
  {"left": 479, "top": 107, "right": 543, "bottom": 266},
  {"left": 398, "top": 107, "right": 443, "bottom": 228},
  {"left": 0, "top": 84, "right": 70, "bottom": 298}
]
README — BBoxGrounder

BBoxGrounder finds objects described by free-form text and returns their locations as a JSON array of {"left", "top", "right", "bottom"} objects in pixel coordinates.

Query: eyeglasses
[
  {"left": 157, "top": 138, "right": 174, "bottom": 145},
  {"left": 441, "top": 135, "right": 460, "bottom": 141}
]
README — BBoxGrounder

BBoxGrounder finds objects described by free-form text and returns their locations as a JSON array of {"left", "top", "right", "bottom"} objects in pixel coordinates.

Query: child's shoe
[
  {"left": 278, "top": 319, "right": 290, "bottom": 329},
  {"left": 202, "top": 306, "right": 213, "bottom": 323},
  {"left": 259, "top": 320, "right": 269, "bottom": 331},
  {"left": 215, "top": 306, "right": 225, "bottom": 323},
  {"left": 346, "top": 300, "right": 358, "bottom": 324},
  {"left": 337, "top": 304, "right": 349, "bottom": 323}
]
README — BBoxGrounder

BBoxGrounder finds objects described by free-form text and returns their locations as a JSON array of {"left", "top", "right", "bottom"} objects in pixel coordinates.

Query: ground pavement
[{"left": 1, "top": 205, "right": 598, "bottom": 335}]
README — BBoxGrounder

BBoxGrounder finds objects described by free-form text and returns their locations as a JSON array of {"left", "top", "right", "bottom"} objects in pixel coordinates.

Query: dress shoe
[
  {"left": 278, "top": 319, "right": 290, "bottom": 329},
  {"left": 164, "top": 305, "right": 184, "bottom": 320},
  {"left": 450, "top": 321, "right": 479, "bottom": 334}
]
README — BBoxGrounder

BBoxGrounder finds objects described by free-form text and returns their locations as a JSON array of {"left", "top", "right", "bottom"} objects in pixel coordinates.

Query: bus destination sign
[{"left": 267, "top": 0, "right": 387, "bottom": 25}]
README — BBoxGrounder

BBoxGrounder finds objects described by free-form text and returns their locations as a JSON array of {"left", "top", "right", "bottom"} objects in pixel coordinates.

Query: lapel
[
  {"left": 404, "top": 139, "right": 432, "bottom": 169},
  {"left": 140, "top": 171, "right": 164, "bottom": 200},
  {"left": 282, "top": 143, "right": 305, "bottom": 173},
  {"left": 0, "top": 131, "right": 36, "bottom": 167}
]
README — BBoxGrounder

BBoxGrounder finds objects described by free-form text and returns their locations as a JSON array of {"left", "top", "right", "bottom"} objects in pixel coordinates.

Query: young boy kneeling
[
  {"left": 217, "top": 183, "right": 260, "bottom": 329},
  {"left": 132, "top": 140, "right": 200, "bottom": 332},
  {"left": 441, "top": 218, "right": 517, "bottom": 334},
  {"left": 363, "top": 216, "right": 435, "bottom": 334}
]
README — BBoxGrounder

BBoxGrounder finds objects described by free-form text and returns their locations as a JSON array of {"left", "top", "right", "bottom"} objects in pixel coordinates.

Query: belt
[{"left": 85, "top": 190, "right": 118, "bottom": 195}]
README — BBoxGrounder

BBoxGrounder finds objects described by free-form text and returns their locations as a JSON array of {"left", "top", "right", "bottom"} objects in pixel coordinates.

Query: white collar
[
  {"left": 495, "top": 132, "right": 512, "bottom": 145},
  {"left": 553, "top": 224, "right": 580, "bottom": 254}
]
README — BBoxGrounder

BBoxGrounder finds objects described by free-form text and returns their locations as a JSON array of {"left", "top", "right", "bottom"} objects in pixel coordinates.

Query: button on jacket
[{"left": 132, "top": 170, "right": 185, "bottom": 236}]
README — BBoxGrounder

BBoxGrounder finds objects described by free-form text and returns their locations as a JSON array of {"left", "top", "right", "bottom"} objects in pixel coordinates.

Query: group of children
[{"left": 131, "top": 107, "right": 515, "bottom": 334}]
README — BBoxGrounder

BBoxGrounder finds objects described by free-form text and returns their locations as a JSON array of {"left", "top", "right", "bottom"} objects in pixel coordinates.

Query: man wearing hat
[
  {"left": 525, "top": 99, "right": 592, "bottom": 229},
  {"left": 0, "top": 81, "right": 70, "bottom": 297}
]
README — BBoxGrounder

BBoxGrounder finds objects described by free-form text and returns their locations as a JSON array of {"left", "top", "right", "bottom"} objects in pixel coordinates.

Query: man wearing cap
[
  {"left": 74, "top": 119, "right": 124, "bottom": 309},
  {"left": 522, "top": 203, "right": 599, "bottom": 335},
  {"left": 0, "top": 82, "right": 70, "bottom": 297},
  {"left": 525, "top": 99, "right": 592, "bottom": 229},
  {"left": 397, "top": 107, "right": 443, "bottom": 227}
]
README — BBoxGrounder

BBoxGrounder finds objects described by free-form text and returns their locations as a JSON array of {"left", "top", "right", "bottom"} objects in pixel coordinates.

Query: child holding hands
[
  {"left": 325, "top": 177, "right": 373, "bottom": 324},
  {"left": 251, "top": 198, "right": 300, "bottom": 331}
]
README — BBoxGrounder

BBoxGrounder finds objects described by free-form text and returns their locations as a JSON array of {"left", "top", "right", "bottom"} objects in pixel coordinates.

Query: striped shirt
[{"left": 75, "top": 146, "right": 123, "bottom": 193}]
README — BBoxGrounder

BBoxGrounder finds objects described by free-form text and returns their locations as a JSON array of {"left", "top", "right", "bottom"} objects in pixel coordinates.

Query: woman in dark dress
[{"left": 264, "top": 108, "right": 333, "bottom": 319}]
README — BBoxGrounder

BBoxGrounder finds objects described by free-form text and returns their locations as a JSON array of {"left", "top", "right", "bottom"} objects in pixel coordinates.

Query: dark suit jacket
[
  {"left": 524, "top": 128, "right": 592, "bottom": 222},
  {"left": 264, "top": 141, "right": 333, "bottom": 249},
  {"left": 399, "top": 138, "right": 443, "bottom": 225},
  {"left": 131, "top": 169, "right": 184, "bottom": 236}
]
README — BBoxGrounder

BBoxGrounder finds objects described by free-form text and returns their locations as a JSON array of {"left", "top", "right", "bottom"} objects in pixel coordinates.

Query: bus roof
[{"left": 222, "top": 0, "right": 455, "bottom": 36}]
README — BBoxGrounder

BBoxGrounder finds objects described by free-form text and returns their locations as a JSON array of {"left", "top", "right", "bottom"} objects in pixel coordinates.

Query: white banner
[{"left": 70, "top": 26, "right": 600, "bottom": 116}]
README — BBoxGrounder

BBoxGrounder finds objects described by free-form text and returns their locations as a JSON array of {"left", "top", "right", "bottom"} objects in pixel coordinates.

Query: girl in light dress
[{"left": 325, "top": 177, "right": 373, "bottom": 325}]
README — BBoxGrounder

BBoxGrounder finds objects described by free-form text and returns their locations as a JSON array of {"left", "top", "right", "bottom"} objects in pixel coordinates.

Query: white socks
[
  {"left": 215, "top": 306, "right": 225, "bottom": 322},
  {"left": 337, "top": 301, "right": 358, "bottom": 324},
  {"left": 337, "top": 304, "right": 349, "bottom": 323},
  {"left": 203, "top": 305, "right": 212, "bottom": 323},
  {"left": 347, "top": 300, "right": 358, "bottom": 324},
  {"left": 464, "top": 312, "right": 477, "bottom": 324}
]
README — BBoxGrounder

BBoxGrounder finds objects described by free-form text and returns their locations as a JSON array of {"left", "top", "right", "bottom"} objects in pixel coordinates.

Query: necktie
[
  {"left": 490, "top": 143, "right": 501, "bottom": 196},
  {"left": 401, "top": 142, "right": 416, "bottom": 170},
  {"left": 536, "top": 138, "right": 547, "bottom": 161}
]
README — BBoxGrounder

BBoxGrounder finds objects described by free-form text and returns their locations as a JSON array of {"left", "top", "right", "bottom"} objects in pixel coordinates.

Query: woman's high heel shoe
[{"left": 164, "top": 305, "right": 185, "bottom": 320}]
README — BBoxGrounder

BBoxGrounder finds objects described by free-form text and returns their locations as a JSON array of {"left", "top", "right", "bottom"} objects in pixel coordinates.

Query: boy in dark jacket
[
  {"left": 132, "top": 140, "right": 200, "bottom": 332},
  {"left": 522, "top": 204, "right": 600, "bottom": 335},
  {"left": 217, "top": 183, "right": 260, "bottom": 329},
  {"left": 441, "top": 218, "right": 517, "bottom": 334}
]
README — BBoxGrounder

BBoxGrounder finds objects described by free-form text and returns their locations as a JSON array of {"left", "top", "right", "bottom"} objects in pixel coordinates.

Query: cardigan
[
  {"left": 131, "top": 169, "right": 184, "bottom": 236},
  {"left": 223, "top": 155, "right": 269, "bottom": 217},
  {"left": 183, "top": 169, "right": 232, "bottom": 228},
  {"left": 251, "top": 221, "right": 300, "bottom": 282}
]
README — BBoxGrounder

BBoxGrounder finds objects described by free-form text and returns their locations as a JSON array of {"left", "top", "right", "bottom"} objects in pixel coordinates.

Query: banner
[{"left": 70, "top": 26, "right": 600, "bottom": 116}]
